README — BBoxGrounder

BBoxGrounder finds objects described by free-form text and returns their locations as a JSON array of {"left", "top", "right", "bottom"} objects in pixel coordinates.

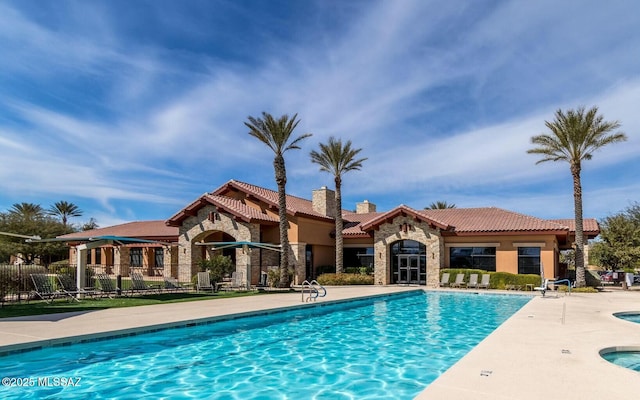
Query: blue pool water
[
  {"left": 614, "top": 313, "right": 640, "bottom": 324},
  {"left": 602, "top": 351, "right": 640, "bottom": 372},
  {"left": 0, "top": 291, "right": 530, "bottom": 399}
]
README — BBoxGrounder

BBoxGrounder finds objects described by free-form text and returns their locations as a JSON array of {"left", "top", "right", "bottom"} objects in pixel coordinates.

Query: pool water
[
  {"left": 601, "top": 351, "right": 640, "bottom": 372},
  {"left": 0, "top": 291, "right": 530, "bottom": 399},
  {"left": 615, "top": 313, "right": 640, "bottom": 324}
]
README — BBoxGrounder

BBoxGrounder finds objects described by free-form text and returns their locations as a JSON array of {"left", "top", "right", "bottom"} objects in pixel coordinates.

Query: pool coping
[{"left": 1, "top": 286, "right": 640, "bottom": 399}]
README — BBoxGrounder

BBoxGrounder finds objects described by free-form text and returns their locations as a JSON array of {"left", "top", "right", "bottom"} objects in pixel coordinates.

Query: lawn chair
[
  {"left": 30, "top": 273, "right": 65, "bottom": 303},
  {"left": 439, "top": 272, "right": 451, "bottom": 287},
  {"left": 129, "top": 272, "right": 159, "bottom": 295},
  {"left": 478, "top": 274, "right": 491, "bottom": 289},
  {"left": 196, "top": 271, "right": 214, "bottom": 293},
  {"left": 450, "top": 273, "right": 467, "bottom": 288},
  {"left": 57, "top": 274, "right": 98, "bottom": 301},
  {"left": 467, "top": 274, "right": 479, "bottom": 289},
  {"left": 164, "top": 276, "right": 188, "bottom": 292},
  {"left": 94, "top": 273, "right": 119, "bottom": 298}
]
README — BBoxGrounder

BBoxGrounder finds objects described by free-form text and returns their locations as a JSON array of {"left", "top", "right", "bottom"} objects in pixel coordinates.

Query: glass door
[{"left": 398, "top": 255, "right": 421, "bottom": 284}]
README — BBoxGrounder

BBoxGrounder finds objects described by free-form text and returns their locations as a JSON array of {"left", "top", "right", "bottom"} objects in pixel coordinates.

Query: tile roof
[
  {"left": 348, "top": 206, "right": 588, "bottom": 236},
  {"left": 59, "top": 221, "right": 178, "bottom": 240},
  {"left": 203, "top": 194, "right": 279, "bottom": 224},
  {"left": 342, "top": 212, "right": 383, "bottom": 237},
  {"left": 213, "top": 179, "right": 332, "bottom": 220},
  {"left": 549, "top": 219, "right": 600, "bottom": 235},
  {"left": 419, "top": 207, "right": 568, "bottom": 233}
]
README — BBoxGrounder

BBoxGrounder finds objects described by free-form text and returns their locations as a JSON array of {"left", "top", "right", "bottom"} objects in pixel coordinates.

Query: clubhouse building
[{"left": 60, "top": 179, "right": 599, "bottom": 288}]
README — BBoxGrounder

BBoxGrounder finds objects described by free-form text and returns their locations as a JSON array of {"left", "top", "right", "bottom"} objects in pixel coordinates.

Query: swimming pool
[
  {"left": 614, "top": 312, "right": 640, "bottom": 324},
  {"left": 0, "top": 291, "right": 530, "bottom": 399}
]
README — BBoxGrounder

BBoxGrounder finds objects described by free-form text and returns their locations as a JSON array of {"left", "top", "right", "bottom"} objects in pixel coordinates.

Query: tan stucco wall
[
  {"left": 297, "top": 218, "right": 335, "bottom": 245},
  {"left": 443, "top": 234, "right": 558, "bottom": 277}
]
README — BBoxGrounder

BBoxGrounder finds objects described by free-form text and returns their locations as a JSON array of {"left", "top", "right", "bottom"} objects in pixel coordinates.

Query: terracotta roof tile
[
  {"left": 59, "top": 221, "right": 178, "bottom": 240},
  {"left": 214, "top": 180, "right": 332, "bottom": 220},
  {"left": 418, "top": 207, "right": 567, "bottom": 233},
  {"left": 549, "top": 218, "right": 600, "bottom": 235},
  {"left": 204, "top": 194, "right": 279, "bottom": 223},
  {"left": 342, "top": 212, "right": 383, "bottom": 237}
]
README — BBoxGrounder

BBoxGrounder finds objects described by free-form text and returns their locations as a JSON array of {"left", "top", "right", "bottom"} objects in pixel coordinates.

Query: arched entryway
[
  {"left": 390, "top": 239, "right": 426, "bottom": 285},
  {"left": 198, "top": 231, "right": 237, "bottom": 265}
]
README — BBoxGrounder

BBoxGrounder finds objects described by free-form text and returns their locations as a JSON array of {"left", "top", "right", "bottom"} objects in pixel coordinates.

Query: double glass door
[{"left": 397, "top": 255, "right": 423, "bottom": 284}]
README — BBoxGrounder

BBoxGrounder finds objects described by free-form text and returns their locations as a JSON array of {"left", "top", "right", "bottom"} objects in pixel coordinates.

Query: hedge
[
  {"left": 317, "top": 273, "right": 374, "bottom": 285},
  {"left": 440, "top": 268, "right": 541, "bottom": 290}
]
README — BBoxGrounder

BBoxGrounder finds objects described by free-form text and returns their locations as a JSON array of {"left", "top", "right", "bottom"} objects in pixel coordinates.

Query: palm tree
[
  {"left": 47, "top": 201, "right": 83, "bottom": 227},
  {"left": 310, "top": 137, "right": 367, "bottom": 274},
  {"left": 245, "top": 112, "right": 312, "bottom": 287},
  {"left": 9, "top": 203, "right": 44, "bottom": 220},
  {"left": 426, "top": 201, "right": 456, "bottom": 209},
  {"left": 527, "top": 106, "right": 627, "bottom": 287}
]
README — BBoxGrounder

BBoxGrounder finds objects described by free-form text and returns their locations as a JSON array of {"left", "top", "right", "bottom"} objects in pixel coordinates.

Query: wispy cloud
[{"left": 0, "top": 0, "right": 638, "bottom": 224}]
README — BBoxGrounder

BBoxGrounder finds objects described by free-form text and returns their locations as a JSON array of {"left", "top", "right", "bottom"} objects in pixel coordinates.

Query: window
[
  {"left": 129, "top": 248, "right": 143, "bottom": 267},
  {"left": 154, "top": 248, "right": 164, "bottom": 268},
  {"left": 95, "top": 248, "right": 102, "bottom": 265},
  {"left": 450, "top": 247, "right": 496, "bottom": 271},
  {"left": 344, "top": 247, "right": 374, "bottom": 269},
  {"left": 518, "top": 247, "right": 540, "bottom": 275}
]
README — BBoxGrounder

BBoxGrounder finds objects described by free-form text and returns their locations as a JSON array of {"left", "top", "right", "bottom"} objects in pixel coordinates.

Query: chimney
[
  {"left": 312, "top": 186, "right": 336, "bottom": 217},
  {"left": 356, "top": 200, "right": 376, "bottom": 214}
]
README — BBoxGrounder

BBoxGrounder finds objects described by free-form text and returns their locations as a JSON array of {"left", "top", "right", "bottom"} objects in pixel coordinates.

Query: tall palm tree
[
  {"left": 245, "top": 112, "right": 312, "bottom": 287},
  {"left": 47, "top": 201, "right": 83, "bottom": 227},
  {"left": 527, "top": 106, "right": 627, "bottom": 287},
  {"left": 310, "top": 137, "right": 367, "bottom": 274},
  {"left": 426, "top": 201, "right": 456, "bottom": 209},
  {"left": 9, "top": 203, "right": 44, "bottom": 220}
]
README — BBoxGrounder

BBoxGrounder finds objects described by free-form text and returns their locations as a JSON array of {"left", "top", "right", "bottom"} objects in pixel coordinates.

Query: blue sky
[{"left": 1, "top": 0, "right": 639, "bottom": 229}]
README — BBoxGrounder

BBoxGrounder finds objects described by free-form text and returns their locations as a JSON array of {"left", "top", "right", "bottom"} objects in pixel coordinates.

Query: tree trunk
[
  {"left": 334, "top": 176, "right": 343, "bottom": 274},
  {"left": 571, "top": 162, "right": 586, "bottom": 288},
  {"left": 274, "top": 155, "right": 290, "bottom": 287}
]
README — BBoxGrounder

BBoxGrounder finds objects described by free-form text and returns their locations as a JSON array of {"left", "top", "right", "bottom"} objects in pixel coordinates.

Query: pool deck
[{"left": 1, "top": 286, "right": 639, "bottom": 399}]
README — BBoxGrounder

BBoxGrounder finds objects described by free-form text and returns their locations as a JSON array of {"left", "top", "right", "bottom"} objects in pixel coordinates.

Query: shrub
[
  {"left": 195, "top": 256, "right": 235, "bottom": 285},
  {"left": 439, "top": 268, "right": 540, "bottom": 289},
  {"left": 316, "top": 273, "right": 374, "bottom": 285}
]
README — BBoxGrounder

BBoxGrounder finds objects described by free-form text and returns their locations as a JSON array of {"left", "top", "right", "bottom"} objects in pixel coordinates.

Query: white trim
[
  {"left": 512, "top": 242, "right": 546, "bottom": 248},
  {"left": 445, "top": 243, "right": 501, "bottom": 248}
]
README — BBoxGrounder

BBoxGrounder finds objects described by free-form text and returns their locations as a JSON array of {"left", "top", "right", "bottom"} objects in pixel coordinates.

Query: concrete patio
[{"left": 1, "top": 286, "right": 639, "bottom": 399}]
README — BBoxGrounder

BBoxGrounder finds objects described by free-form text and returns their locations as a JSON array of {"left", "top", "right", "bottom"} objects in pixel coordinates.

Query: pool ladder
[{"left": 301, "top": 280, "right": 327, "bottom": 302}]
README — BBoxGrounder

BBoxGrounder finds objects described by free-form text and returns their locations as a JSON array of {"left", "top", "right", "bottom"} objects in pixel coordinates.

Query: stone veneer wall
[
  {"left": 177, "top": 205, "right": 259, "bottom": 283},
  {"left": 290, "top": 242, "right": 306, "bottom": 285},
  {"left": 373, "top": 216, "right": 443, "bottom": 288}
]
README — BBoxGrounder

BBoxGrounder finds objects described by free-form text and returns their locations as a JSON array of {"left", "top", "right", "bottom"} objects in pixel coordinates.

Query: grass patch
[{"left": 0, "top": 291, "right": 267, "bottom": 319}]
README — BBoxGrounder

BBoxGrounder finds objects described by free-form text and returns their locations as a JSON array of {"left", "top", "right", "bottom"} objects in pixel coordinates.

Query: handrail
[
  {"left": 310, "top": 280, "right": 326, "bottom": 298},
  {"left": 552, "top": 279, "right": 572, "bottom": 294},
  {"left": 301, "top": 280, "right": 327, "bottom": 302}
]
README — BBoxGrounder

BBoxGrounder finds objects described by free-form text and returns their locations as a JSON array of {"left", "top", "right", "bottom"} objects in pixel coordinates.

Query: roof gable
[{"left": 360, "top": 205, "right": 451, "bottom": 232}]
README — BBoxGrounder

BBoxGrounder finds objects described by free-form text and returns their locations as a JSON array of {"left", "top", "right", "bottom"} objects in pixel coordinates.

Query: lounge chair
[
  {"left": 478, "top": 274, "right": 491, "bottom": 289},
  {"left": 467, "top": 274, "right": 479, "bottom": 289},
  {"left": 164, "top": 277, "right": 188, "bottom": 292},
  {"left": 30, "top": 273, "right": 65, "bottom": 303},
  {"left": 129, "top": 272, "right": 159, "bottom": 295},
  {"left": 57, "top": 274, "right": 97, "bottom": 301},
  {"left": 450, "top": 273, "right": 467, "bottom": 288},
  {"left": 196, "top": 271, "right": 214, "bottom": 293},
  {"left": 439, "top": 272, "right": 451, "bottom": 287},
  {"left": 230, "top": 271, "right": 248, "bottom": 291},
  {"left": 94, "top": 273, "right": 119, "bottom": 298}
]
